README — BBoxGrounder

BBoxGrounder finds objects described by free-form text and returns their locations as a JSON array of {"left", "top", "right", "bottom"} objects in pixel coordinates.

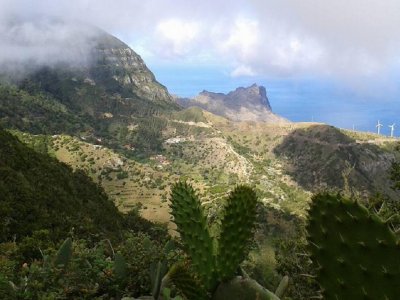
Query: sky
[{"left": 1, "top": 0, "right": 400, "bottom": 134}]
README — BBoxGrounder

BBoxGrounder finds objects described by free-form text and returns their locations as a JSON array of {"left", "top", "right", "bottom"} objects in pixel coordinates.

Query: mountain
[
  {"left": 176, "top": 83, "right": 288, "bottom": 123},
  {"left": 86, "top": 31, "right": 173, "bottom": 104},
  {"left": 0, "top": 24, "right": 179, "bottom": 154}
]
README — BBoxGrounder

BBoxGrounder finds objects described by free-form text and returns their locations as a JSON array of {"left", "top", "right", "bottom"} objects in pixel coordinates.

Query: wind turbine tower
[
  {"left": 389, "top": 123, "right": 395, "bottom": 138},
  {"left": 376, "top": 120, "right": 383, "bottom": 135}
]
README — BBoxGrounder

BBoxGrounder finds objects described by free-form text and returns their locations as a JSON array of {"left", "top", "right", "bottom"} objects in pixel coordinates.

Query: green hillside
[
  {"left": 0, "top": 127, "right": 122, "bottom": 242},
  {"left": 0, "top": 127, "right": 171, "bottom": 298}
]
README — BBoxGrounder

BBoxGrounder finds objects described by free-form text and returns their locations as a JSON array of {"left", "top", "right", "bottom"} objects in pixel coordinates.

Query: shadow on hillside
[{"left": 273, "top": 125, "right": 399, "bottom": 200}]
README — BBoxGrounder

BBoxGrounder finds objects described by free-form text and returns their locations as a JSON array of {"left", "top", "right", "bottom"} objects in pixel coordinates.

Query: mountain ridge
[{"left": 176, "top": 83, "right": 288, "bottom": 123}]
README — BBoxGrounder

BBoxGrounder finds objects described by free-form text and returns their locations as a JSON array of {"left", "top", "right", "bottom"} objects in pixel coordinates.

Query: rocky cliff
[
  {"left": 90, "top": 32, "right": 173, "bottom": 103},
  {"left": 0, "top": 21, "right": 174, "bottom": 106},
  {"left": 177, "top": 84, "right": 288, "bottom": 123}
]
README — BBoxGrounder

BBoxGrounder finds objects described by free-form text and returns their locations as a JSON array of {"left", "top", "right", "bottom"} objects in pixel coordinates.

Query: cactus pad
[
  {"left": 168, "top": 263, "right": 208, "bottom": 300},
  {"left": 307, "top": 194, "right": 400, "bottom": 299},
  {"left": 217, "top": 185, "right": 258, "bottom": 281},
  {"left": 169, "top": 182, "right": 217, "bottom": 289}
]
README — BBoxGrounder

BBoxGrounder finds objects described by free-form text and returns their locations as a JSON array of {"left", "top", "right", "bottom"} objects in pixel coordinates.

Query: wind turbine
[
  {"left": 376, "top": 120, "right": 383, "bottom": 135},
  {"left": 389, "top": 123, "right": 395, "bottom": 138}
]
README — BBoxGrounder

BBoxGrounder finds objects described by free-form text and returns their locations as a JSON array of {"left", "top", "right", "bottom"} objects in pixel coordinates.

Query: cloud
[
  {"left": 0, "top": 18, "right": 100, "bottom": 70},
  {"left": 153, "top": 19, "right": 201, "bottom": 58},
  {"left": 231, "top": 65, "right": 256, "bottom": 77},
  {"left": 1, "top": 0, "right": 400, "bottom": 91}
]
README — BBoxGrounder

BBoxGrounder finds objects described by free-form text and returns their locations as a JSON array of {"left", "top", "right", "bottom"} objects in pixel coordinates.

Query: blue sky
[{"left": 2, "top": 0, "right": 400, "bottom": 135}]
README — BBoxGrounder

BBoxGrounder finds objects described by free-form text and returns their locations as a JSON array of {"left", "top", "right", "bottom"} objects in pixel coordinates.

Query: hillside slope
[
  {"left": 274, "top": 125, "right": 398, "bottom": 199},
  {"left": 0, "top": 127, "right": 124, "bottom": 242}
]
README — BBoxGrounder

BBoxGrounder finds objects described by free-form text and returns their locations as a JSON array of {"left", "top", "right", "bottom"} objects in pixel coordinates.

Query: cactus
[
  {"left": 167, "top": 263, "right": 208, "bottom": 300},
  {"left": 169, "top": 182, "right": 217, "bottom": 289},
  {"left": 168, "top": 182, "right": 284, "bottom": 300},
  {"left": 217, "top": 186, "right": 257, "bottom": 281},
  {"left": 306, "top": 193, "right": 400, "bottom": 299},
  {"left": 53, "top": 238, "right": 72, "bottom": 268}
]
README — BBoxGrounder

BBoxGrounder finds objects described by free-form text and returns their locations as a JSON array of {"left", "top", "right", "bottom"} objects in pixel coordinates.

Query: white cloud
[
  {"left": 1, "top": 0, "right": 400, "bottom": 91},
  {"left": 230, "top": 65, "right": 256, "bottom": 77},
  {"left": 215, "top": 18, "right": 260, "bottom": 60},
  {"left": 154, "top": 19, "right": 201, "bottom": 58}
]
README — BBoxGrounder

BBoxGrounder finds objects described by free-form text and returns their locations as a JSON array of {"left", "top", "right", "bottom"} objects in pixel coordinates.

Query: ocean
[{"left": 151, "top": 65, "right": 400, "bottom": 137}]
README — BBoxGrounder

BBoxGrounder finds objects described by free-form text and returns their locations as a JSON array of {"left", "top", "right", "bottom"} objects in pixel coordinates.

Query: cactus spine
[{"left": 306, "top": 194, "right": 400, "bottom": 299}]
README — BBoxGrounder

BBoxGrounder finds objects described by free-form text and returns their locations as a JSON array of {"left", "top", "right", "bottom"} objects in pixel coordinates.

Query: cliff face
[{"left": 177, "top": 84, "right": 288, "bottom": 123}]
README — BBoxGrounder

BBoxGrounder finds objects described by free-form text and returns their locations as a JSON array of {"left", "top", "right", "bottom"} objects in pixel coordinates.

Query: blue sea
[{"left": 151, "top": 64, "right": 400, "bottom": 137}]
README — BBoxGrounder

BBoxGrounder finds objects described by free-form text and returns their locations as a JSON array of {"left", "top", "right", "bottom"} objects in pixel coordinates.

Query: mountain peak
[
  {"left": 228, "top": 84, "right": 271, "bottom": 110},
  {"left": 177, "top": 84, "right": 287, "bottom": 123}
]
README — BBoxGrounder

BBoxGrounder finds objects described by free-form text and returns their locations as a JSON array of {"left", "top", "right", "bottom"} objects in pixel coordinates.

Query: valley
[
  {"left": 13, "top": 110, "right": 400, "bottom": 225},
  {"left": 1, "top": 21, "right": 400, "bottom": 299}
]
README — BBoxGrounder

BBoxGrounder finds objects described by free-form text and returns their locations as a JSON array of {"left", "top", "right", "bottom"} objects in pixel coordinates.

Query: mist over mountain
[
  {"left": 0, "top": 18, "right": 101, "bottom": 73},
  {"left": 0, "top": 18, "right": 173, "bottom": 104}
]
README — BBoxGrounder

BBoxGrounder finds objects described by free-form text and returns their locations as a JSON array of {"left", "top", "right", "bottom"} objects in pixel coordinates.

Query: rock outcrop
[
  {"left": 177, "top": 84, "right": 288, "bottom": 123},
  {"left": 91, "top": 33, "right": 173, "bottom": 103}
]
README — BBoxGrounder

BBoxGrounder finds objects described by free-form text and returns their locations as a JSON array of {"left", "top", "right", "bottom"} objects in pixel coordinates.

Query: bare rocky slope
[{"left": 176, "top": 83, "right": 288, "bottom": 123}]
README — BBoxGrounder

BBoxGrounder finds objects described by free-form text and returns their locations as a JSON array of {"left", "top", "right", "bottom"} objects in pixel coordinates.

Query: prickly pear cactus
[
  {"left": 307, "top": 194, "right": 400, "bottom": 300},
  {"left": 169, "top": 182, "right": 286, "bottom": 300},
  {"left": 217, "top": 185, "right": 257, "bottom": 281},
  {"left": 167, "top": 263, "right": 208, "bottom": 300},
  {"left": 169, "top": 182, "right": 217, "bottom": 289}
]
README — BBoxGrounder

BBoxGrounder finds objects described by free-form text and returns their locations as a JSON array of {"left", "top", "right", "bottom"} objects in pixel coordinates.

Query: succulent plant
[
  {"left": 169, "top": 182, "right": 217, "bottom": 290},
  {"left": 168, "top": 182, "right": 286, "bottom": 300},
  {"left": 53, "top": 237, "right": 73, "bottom": 268},
  {"left": 307, "top": 193, "right": 400, "bottom": 299}
]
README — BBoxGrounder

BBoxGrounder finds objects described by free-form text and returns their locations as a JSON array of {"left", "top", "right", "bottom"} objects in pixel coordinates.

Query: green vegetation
[
  {"left": 167, "top": 182, "right": 287, "bottom": 300},
  {"left": 274, "top": 125, "right": 399, "bottom": 201},
  {"left": 172, "top": 107, "right": 208, "bottom": 123},
  {"left": 0, "top": 128, "right": 124, "bottom": 243},
  {"left": 0, "top": 128, "right": 170, "bottom": 298},
  {"left": 307, "top": 194, "right": 400, "bottom": 299},
  {"left": 2, "top": 53, "right": 400, "bottom": 299}
]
